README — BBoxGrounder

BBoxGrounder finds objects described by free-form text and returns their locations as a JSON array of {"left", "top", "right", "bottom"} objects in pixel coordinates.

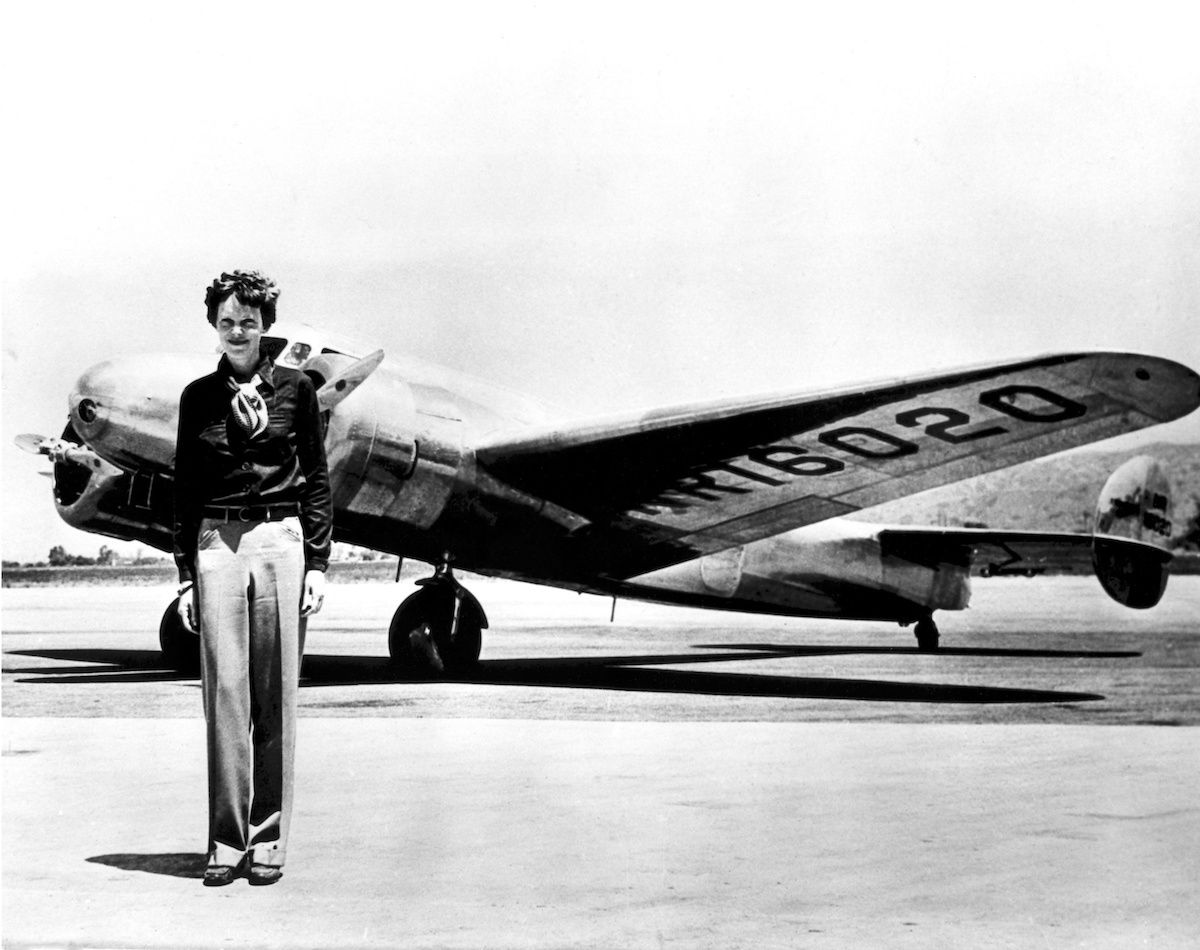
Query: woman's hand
[
  {"left": 301, "top": 569, "right": 326, "bottom": 617},
  {"left": 177, "top": 582, "right": 199, "bottom": 632}
]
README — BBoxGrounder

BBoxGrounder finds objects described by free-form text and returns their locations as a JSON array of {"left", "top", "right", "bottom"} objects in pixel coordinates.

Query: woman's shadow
[{"left": 87, "top": 853, "right": 206, "bottom": 879}]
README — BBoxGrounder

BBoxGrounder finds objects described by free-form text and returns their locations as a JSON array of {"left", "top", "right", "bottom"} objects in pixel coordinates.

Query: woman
[{"left": 172, "top": 270, "right": 332, "bottom": 887}]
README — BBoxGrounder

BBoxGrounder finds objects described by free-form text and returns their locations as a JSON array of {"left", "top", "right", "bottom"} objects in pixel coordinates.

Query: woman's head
[
  {"left": 204, "top": 270, "right": 280, "bottom": 330},
  {"left": 206, "top": 271, "right": 279, "bottom": 374}
]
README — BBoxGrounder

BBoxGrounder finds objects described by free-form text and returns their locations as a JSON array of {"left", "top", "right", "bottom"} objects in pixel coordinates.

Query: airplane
[{"left": 16, "top": 320, "right": 1200, "bottom": 675}]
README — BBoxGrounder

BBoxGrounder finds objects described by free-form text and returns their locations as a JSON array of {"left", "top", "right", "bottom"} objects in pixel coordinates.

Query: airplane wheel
[
  {"left": 388, "top": 588, "right": 483, "bottom": 676},
  {"left": 159, "top": 597, "right": 201, "bottom": 675},
  {"left": 914, "top": 616, "right": 940, "bottom": 652}
]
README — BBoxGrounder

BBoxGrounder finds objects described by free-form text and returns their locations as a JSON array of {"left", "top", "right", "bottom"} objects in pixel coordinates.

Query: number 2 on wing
[{"left": 894, "top": 407, "right": 1008, "bottom": 444}]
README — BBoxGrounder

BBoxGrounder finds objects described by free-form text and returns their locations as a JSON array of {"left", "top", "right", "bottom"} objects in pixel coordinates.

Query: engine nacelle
[
  {"left": 1092, "top": 455, "right": 1173, "bottom": 608},
  {"left": 53, "top": 454, "right": 173, "bottom": 552},
  {"left": 307, "top": 353, "right": 466, "bottom": 556}
]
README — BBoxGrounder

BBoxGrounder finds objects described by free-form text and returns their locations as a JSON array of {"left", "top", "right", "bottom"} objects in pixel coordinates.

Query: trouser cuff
[
  {"left": 249, "top": 845, "right": 286, "bottom": 868},
  {"left": 208, "top": 843, "right": 244, "bottom": 869}
]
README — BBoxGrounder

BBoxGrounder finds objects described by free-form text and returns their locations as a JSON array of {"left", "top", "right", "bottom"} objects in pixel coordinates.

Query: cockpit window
[
  {"left": 281, "top": 342, "right": 312, "bottom": 367},
  {"left": 261, "top": 336, "right": 289, "bottom": 360},
  {"left": 261, "top": 337, "right": 313, "bottom": 367}
]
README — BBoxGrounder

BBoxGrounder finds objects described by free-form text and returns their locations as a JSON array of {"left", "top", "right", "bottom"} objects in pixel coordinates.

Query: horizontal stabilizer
[
  {"left": 878, "top": 452, "right": 1178, "bottom": 610},
  {"left": 877, "top": 526, "right": 1171, "bottom": 583}
]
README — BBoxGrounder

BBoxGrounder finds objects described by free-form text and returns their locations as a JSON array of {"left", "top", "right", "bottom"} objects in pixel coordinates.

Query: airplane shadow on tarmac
[
  {"left": 410, "top": 647, "right": 1116, "bottom": 704},
  {"left": 9, "top": 642, "right": 1132, "bottom": 704},
  {"left": 86, "top": 853, "right": 205, "bottom": 880},
  {"left": 8, "top": 649, "right": 200, "bottom": 685}
]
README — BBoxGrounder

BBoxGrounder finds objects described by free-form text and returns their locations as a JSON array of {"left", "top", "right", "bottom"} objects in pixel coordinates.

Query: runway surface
[
  {"left": 2, "top": 576, "right": 1199, "bottom": 947},
  {"left": 4, "top": 576, "right": 1199, "bottom": 724}
]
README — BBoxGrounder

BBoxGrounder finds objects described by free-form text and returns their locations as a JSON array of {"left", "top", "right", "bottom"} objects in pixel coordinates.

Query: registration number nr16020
[{"left": 634, "top": 384, "right": 1088, "bottom": 511}]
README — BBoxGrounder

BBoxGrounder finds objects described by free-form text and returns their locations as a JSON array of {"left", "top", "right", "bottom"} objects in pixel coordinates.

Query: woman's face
[{"left": 214, "top": 296, "right": 265, "bottom": 370}]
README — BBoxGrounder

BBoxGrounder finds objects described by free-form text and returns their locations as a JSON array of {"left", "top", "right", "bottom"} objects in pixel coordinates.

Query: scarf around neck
[{"left": 226, "top": 373, "right": 269, "bottom": 439}]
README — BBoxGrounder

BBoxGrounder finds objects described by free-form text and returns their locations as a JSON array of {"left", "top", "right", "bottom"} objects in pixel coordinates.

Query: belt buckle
[{"left": 237, "top": 506, "right": 253, "bottom": 522}]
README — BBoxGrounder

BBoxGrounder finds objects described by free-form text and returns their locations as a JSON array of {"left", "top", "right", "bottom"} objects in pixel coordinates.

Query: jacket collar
[{"left": 218, "top": 352, "right": 276, "bottom": 392}]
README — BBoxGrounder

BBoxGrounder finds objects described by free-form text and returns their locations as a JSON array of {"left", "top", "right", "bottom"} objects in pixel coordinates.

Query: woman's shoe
[
  {"left": 247, "top": 864, "right": 283, "bottom": 886},
  {"left": 202, "top": 865, "right": 239, "bottom": 887}
]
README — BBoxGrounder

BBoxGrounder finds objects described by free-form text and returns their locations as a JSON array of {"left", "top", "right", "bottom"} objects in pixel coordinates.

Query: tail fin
[{"left": 1092, "top": 456, "right": 1173, "bottom": 608}]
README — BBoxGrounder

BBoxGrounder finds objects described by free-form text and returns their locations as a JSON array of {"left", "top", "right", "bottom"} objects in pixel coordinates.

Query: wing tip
[{"left": 1073, "top": 352, "right": 1200, "bottom": 423}]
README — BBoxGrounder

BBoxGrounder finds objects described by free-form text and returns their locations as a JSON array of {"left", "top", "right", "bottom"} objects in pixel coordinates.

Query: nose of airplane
[
  {"left": 70, "top": 354, "right": 212, "bottom": 471},
  {"left": 69, "top": 361, "right": 117, "bottom": 439}
]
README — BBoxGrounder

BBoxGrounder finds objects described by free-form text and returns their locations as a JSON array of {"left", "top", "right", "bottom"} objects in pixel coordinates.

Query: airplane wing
[{"left": 476, "top": 352, "right": 1199, "bottom": 577}]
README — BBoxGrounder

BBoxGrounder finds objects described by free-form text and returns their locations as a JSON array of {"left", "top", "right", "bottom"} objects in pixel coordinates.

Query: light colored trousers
[{"left": 195, "top": 516, "right": 306, "bottom": 869}]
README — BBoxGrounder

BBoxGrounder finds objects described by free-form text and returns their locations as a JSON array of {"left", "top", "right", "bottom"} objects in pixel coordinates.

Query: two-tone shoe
[
  {"left": 247, "top": 864, "right": 283, "bottom": 886},
  {"left": 202, "top": 865, "right": 239, "bottom": 887}
]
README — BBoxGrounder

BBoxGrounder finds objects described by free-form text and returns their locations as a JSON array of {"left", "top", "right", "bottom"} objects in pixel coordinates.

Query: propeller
[
  {"left": 316, "top": 349, "right": 385, "bottom": 411},
  {"left": 14, "top": 433, "right": 122, "bottom": 475},
  {"left": 14, "top": 433, "right": 52, "bottom": 456}
]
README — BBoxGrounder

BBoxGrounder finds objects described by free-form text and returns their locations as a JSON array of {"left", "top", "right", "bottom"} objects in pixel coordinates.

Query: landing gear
[
  {"left": 159, "top": 596, "right": 200, "bottom": 674},
  {"left": 914, "top": 614, "right": 940, "bottom": 652},
  {"left": 388, "top": 558, "right": 487, "bottom": 676}
]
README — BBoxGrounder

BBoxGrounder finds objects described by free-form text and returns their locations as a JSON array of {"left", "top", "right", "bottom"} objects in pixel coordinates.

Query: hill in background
[{"left": 855, "top": 442, "right": 1199, "bottom": 542}]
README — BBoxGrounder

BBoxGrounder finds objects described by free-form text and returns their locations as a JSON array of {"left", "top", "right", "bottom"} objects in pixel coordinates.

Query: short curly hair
[{"left": 204, "top": 270, "right": 280, "bottom": 330}]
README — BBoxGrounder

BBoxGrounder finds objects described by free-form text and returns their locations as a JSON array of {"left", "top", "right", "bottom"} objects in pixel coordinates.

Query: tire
[
  {"left": 159, "top": 597, "right": 201, "bottom": 674},
  {"left": 388, "top": 587, "right": 483, "bottom": 676},
  {"left": 914, "top": 616, "right": 940, "bottom": 652}
]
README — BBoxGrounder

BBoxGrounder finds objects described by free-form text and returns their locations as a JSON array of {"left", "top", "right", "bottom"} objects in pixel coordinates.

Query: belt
[{"left": 202, "top": 503, "right": 299, "bottom": 523}]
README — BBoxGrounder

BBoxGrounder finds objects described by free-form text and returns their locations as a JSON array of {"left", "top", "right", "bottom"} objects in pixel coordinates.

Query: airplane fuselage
[{"left": 57, "top": 323, "right": 965, "bottom": 625}]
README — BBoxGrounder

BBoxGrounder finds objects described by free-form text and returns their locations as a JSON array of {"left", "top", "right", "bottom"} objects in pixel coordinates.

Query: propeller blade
[
  {"left": 62, "top": 445, "right": 122, "bottom": 474},
  {"left": 13, "top": 433, "right": 120, "bottom": 474},
  {"left": 14, "top": 433, "right": 51, "bottom": 455},
  {"left": 317, "top": 349, "right": 385, "bottom": 411}
]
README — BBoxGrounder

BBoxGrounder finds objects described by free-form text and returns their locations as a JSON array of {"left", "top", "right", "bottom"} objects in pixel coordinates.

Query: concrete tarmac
[{"left": 3, "top": 577, "right": 1199, "bottom": 947}]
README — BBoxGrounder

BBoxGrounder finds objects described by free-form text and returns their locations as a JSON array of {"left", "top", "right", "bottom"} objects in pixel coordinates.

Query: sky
[{"left": 3, "top": 2, "right": 1199, "bottom": 562}]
